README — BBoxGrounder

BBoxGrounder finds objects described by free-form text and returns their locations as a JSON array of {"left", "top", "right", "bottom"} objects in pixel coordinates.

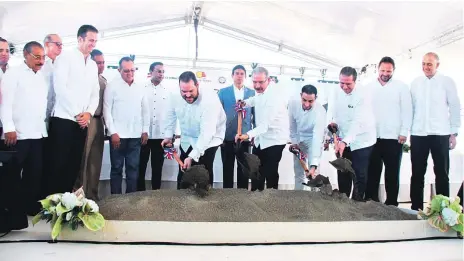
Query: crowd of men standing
[{"left": 0, "top": 24, "right": 463, "bottom": 234}]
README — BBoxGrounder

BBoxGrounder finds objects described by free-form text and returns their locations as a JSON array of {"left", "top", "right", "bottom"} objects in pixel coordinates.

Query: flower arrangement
[
  {"left": 32, "top": 188, "right": 105, "bottom": 240},
  {"left": 418, "top": 195, "right": 463, "bottom": 234}
]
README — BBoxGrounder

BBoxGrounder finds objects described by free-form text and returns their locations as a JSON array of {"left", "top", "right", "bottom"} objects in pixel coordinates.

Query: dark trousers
[
  {"left": 0, "top": 139, "right": 29, "bottom": 232},
  {"left": 410, "top": 135, "right": 450, "bottom": 211},
  {"left": 138, "top": 139, "right": 165, "bottom": 190},
  {"left": 3, "top": 139, "right": 44, "bottom": 215},
  {"left": 40, "top": 137, "right": 52, "bottom": 198},
  {"left": 366, "top": 139, "right": 403, "bottom": 206},
  {"left": 251, "top": 144, "right": 285, "bottom": 191},
  {"left": 458, "top": 183, "right": 463, "bottom": 209},
  {"left": 109, "top": 138, "right": 141, "bottom": 194},
  {"left": 221, "top": 141, "right": 250, "bottom": 189},
  {"left": 337, "top": 145, "right": 374, "bottom": 199},
  {"left": 48, "top": 117, "right": 87, "bottom": 194},
  {"left": 177, "top": 145, "right": 219, "bottom": 189}
]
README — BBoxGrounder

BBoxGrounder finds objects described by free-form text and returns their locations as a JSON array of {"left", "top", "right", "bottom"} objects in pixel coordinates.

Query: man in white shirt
[
  {"left": 103, "top": 57, "right": 149, "bottom": 194},
  {"left": 161, "top": 71, "right": 226, "bottom": 189},
  {"left": 75, "top": 49, "right": 107, "bottom": 200},
  {"left": 329, "top": 66, "right": 377, "bottom": 201},
  {"left": 0, "top": 37, "right": 11, "bottom": 139},
  {"left": 0, "top": 41, "right": 48, "bottom": 216},
  {"left": 138, "top": 61, "right": 168, "bottom": 191},
  {"left": 409, "top": 52, "right": 461, "bottom": 211},
  {"left": 217, "top": 65, "right": 255, "bottom": 189},
  {"left": 288, "top": 84, "right": 326, "bottom": 190},
  {"left": 236, "top": 67, "right": 289, "bottom": 191},
  {"left": 42, "top": 34, "right": 63, "bottom": 121},
  {"left": 365, "top": 57, "right": 412, "bottom": 206},
  {"left": 47, "top": 25, "right": 100, "bottom": 194},
  {"left": 40, "top": 34, "right": 62, "bottom": 199}
]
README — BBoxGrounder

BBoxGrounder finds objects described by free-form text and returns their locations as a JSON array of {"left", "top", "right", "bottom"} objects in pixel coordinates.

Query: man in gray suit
[{"left": 218, "top": 65, "right": 255, "bottom": 189}]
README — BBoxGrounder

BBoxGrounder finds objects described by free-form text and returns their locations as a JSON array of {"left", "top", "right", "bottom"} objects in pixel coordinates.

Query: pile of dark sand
[{"left": 98, "top": 189, "right": 417, "bottom": 222}]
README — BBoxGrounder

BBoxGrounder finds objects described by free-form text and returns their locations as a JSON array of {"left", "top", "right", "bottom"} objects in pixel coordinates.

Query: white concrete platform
[{"left": 1, "top": 217, "right": 459, "bottom": 245}]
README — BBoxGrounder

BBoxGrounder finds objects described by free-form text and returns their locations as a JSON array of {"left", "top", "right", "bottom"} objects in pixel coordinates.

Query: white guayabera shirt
[{"left": 163, "top": 87, "right": 226, "bottom": 162}]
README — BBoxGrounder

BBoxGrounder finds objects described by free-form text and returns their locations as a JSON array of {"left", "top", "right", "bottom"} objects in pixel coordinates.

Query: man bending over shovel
[
  {"left": 235, "top": 67, "right": 289, "bottom": 191},
  {"left": 161, "top": 71, "right": 226, "bottom": 189},
  {"left": 288, "top": 84, "right": 326, "bottom": 190},
  {"left": 328, "top": 67, "right": 376, "bottom": 201}
]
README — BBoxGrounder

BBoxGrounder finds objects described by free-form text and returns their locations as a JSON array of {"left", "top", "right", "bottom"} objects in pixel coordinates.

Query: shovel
[
  {"left": 234, "top": 107, "right": 261, "bottom": 181},
  {"left": 164, "top": 144, "right": 211, "bottom": 197},
  {"left": 329, "top": 132, "right": 355, "bottom": 174},
  {"left": 289, "top": 146, "right": 330, "bottom": 191}
]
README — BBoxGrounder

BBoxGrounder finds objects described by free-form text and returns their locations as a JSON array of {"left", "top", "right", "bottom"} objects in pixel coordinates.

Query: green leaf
[
  {"left": 449, "top": 198, "right": 462, "bottom": 214},
  {"left": 77, "top": 212, "right": 105, "bottom": 232},
  {"left": 451, "top": 223, "right": 464, "bottom": 233},
  {"left": 428, "top": 214, "right": 449, "bottom": 232},
  {"left": 32, "top": 212, "right": 43, "bottom": 226},
  {"left": 430, "top": 197, "right": 444, "bottom": 213},
  {"left": 55, "top": 203, "right": 70, "bottom": 216},
  {"left": 51, "top": 215, "right": 64, "bottom": 240},
  {"left": 39, "top": 199, "right": 52, "bottom": 209}
]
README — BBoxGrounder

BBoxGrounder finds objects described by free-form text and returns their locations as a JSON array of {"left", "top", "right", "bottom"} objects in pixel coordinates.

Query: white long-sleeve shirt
[
  {"left": 329, "top": 86, "right": 376, "bottom": 151},
  {"left": 0, "top": 62, "right": 48, "bottom": 139},
  {"left": 163, "top": 87, "right": 226, "bottom": 162},
  {"left": 288, "top": 99, "right": 326, "bottom": 166},
  {"left": 52, "top": 48, "right": 99, "bottom": 121},
  {"left": 0, "top": 65, "right": 9, "bottom": 128},
  {"left": 410, "top": 73, "right": 461, "bottom": 136},
  {"left": 145, "top": 81, "right": 171, "bottom": 139},
  {"left": 42, "top": 57, "right": 56, "bottom": 120},
  {"left": 368, "top": 78, "right": 413, "bottom": 139},
  {"left": 244, "top": 86, "right": 289, "bottom": 149},
  {"left": 103, "top": 77, "right": 150, "bottom": 139}
]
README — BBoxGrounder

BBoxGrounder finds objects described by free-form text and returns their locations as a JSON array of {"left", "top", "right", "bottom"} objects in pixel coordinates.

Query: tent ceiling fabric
[{"left": 0, "top": 1, "right": 462, "bottom": 68}]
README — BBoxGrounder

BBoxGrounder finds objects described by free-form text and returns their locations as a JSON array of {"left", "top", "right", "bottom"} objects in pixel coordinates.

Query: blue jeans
[{"left": 109, "top": 138, "right": 141, "bottom": 194}]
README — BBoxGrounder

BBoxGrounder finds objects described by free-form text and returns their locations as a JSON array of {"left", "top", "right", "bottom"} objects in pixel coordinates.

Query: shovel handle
[
  {"left": 299, "top": 159, "right": 309, "bottom": 173},
  {"left": 237, "top": 111, "right": 242, "bottom": 136},
  {"left": 173, "top": 151, "right": 184, "bottom": 168},
  {"left": 332, "top": 133, "right": 341, "bottom": 158}
]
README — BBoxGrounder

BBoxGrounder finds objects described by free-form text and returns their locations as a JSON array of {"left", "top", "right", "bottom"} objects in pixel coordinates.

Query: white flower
[
  {"left": 442, "top": 207, "right": 459, "bottom": 226},
  {"left": 441, "top": 200, "right": 447, "bottom": 208},
  {"left": 66, "top": 212, "right": 73, "bottom": 221},
  {"left": 50, "top": 194, "right": 61, "bottom": 203},
  {"left": 87, "top": 200, "right": 99, "bottom": 213},
  {"left": 61, "top": 192, "right": 78, "bottom": 210}
]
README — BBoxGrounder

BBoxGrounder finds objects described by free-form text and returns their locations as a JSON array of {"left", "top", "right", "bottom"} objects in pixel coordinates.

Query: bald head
[
  {"left": 422, "top": 52, "right": 440, "bottom": 78},
  {"left": 44, "top": 34, "right": 62, "bottom": 60}
]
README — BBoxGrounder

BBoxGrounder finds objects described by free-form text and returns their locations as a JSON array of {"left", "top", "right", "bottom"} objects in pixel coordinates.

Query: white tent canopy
[{"left": 0, "top": 0, "right": 462, "bottom": 80}]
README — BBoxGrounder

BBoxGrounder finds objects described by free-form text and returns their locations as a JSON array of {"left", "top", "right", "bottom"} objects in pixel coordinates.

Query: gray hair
[
  {"left": 424, "top": 52, "right": 440, "bottom": 62},
  {"left": 23, "top": 41, "right": 43, "bottom": 54},
  {"left": 252, "top": 66, "right": 269, "bottom": 77},
  {"left": 43, "top": 34, "right": 59, "bottom": 44}
]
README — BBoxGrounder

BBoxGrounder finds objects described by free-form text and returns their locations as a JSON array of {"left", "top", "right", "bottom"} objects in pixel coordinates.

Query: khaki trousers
[{"left": 74, "top": 117, "right": 105, "bottom": 200}]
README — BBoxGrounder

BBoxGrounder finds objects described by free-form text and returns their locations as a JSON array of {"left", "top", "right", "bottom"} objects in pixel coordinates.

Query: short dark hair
[
  {"left": 118, "top": 56, "right": 133, "bottom": 68},
  {"left": 23, "top": 41, "right": 43, "bottom": 54},
  {"left": 232, "top": 65, "right": 246, "bottom": 75},
  {"left": 77, "top": 25, "right": 99, "bottom": 39},
  {"left": 301, "top": 84, "right": 318, "bottom": 97},
  {"left": 90, "top": 49, "right": 103, "bottom": 60},
  {"left": 339, "top": 66, "right": 357, "bottom": 82},
  {"left": 378, "top": 56, "right": 395, "bottom": 70},
  {"left": 0, "top": 37, "right": 8, "bottom": 44},
  {"left": 179, "top": 71, "right": 198, "bottom": 86},
  {"left": 149, "top": 62, "right": 163, "bottom": 72}
]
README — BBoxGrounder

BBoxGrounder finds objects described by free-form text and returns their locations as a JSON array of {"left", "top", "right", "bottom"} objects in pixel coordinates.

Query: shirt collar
[{"left": 234, "top": 84, "right": 245, "bottom": 91}]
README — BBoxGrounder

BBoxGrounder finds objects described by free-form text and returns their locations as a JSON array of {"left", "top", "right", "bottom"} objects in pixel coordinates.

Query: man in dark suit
[{"left": 217, "top": 65, "right": 255, "bottom": 189}]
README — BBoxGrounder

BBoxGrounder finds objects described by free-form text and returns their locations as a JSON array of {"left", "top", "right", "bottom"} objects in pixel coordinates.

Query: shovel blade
[{"left": 329, "top": 157, "right": 355, "bottom": 174}]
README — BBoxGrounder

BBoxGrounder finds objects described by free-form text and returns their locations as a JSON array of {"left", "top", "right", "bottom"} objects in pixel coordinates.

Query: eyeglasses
[
  {"left": 49, "top": 42, "right": 63, "bottom": 47},
  {"left": 153, "top": 70, "right": 164, "bottom": 73},
  {"left": 123, "top": 69, "right": 136, "bottom": 73},
  {"left": 28, "top": 52, "right": 46, "bottom": 61}
]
